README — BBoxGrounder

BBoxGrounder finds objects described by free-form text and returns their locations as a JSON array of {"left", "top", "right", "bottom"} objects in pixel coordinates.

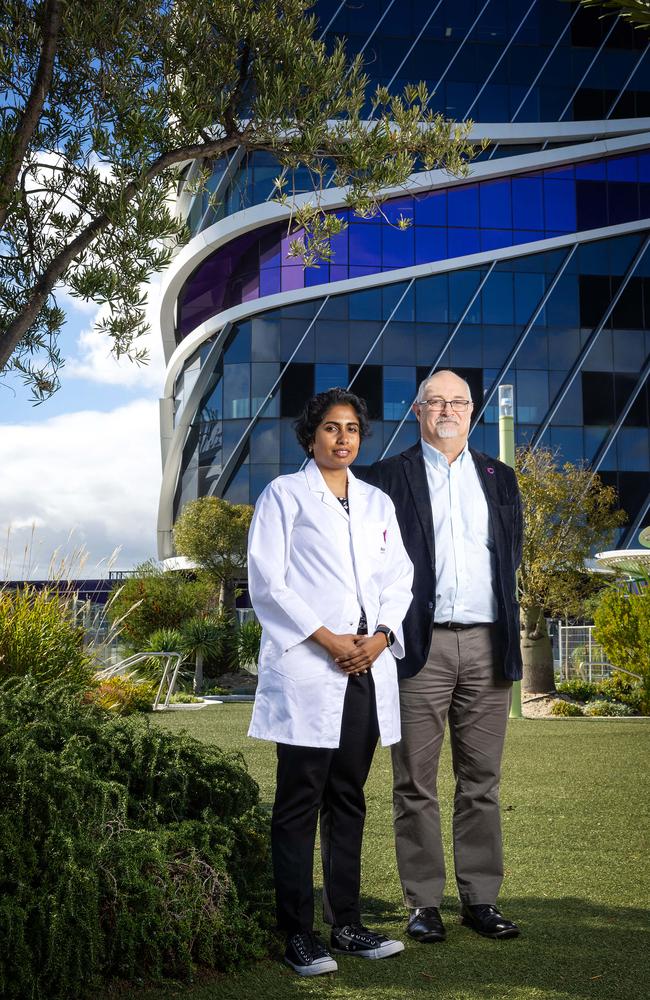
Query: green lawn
[{"left": 113, "top": 706, "right": 649, "bottom": 1000}]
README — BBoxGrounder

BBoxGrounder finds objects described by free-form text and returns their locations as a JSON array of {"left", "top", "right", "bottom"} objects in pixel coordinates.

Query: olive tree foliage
[
  {"left": 516, "top": 447, "right": 627, "bottom": 693},
  {"left": 593, "top": 578, "right": 650, "bottom": 699},
  {"left": 578, "top": 0, "right": 650, "bottom": 29},
  {"left": 0, "top": 0, "right": 477, "bottom": 401},
  {"left": 173, "top": 497, "right": 253, "bottom": 617}
]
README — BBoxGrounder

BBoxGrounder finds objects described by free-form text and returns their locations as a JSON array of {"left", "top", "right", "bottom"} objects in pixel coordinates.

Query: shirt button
[{"left": 428, "top": 602, "right": 434, "bottom": 609}]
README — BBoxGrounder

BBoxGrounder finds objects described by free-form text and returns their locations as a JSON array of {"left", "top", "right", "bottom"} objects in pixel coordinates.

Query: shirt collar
[{"left": 421, "top": 438, "right": 470, "bottom": 471}]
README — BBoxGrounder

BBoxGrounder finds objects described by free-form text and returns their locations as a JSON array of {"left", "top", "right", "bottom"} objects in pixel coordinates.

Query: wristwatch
[{"left": 374, "top": 625, "right": 395, "bottom": 648}]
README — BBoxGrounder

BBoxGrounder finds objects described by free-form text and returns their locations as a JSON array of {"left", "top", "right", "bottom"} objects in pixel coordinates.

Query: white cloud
[
  {"left": 65, "top": 277, "right": 166, "bottom": 389},
  {"left": 0, "top": 399, "right": 162, "bottom": 579}
]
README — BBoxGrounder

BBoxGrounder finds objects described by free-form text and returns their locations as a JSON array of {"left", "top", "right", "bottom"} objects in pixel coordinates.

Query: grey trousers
[{"left": 391, "top": 624, "right": 512, "bottom": 908}]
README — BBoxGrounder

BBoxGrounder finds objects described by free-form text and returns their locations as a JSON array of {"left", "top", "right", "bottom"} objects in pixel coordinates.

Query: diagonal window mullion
[
  {"left": 548, "top": 15, "right": 621, "bottom": 137},
  {"left": 472, "top": 243, "right": 578, "bottom": 426},
  {"left": 379, "top": 261, "right": 497, "bottom": 459},
  {"left": 431, "top": 0, "right": 493, "bottom": 98},
  {"left": 463, "top": 0, "right": 539, "bottom": 121},
  {"left": 531, "top": 233, "right": 650, "bottom": 447},
  {"left": 621, "top": 491, "right": 650, "bottom": 548},
  {"left": 384, "top": 0, "right": 445, "bottom": 94},
  {"left": 488, "top": 4, "right": 581, "bottom": 158},
  {"left": 211, "top": 296, "right": 331, "bottom": 495},
  {"left": 347, "top": 279, "right": 415, "bottom": 392},
  {"left": 607, "top": 43, "right": 649, "bottom": 119},
  {"left": 590, "top": 353, "right": 650, "bottom": 473}
]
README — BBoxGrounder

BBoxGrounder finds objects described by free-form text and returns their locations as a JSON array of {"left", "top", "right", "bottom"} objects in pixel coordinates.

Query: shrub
[
  {"left": 0, "top": 584, "right": 92, "bottom": 688},
  {"left": 169, "top": 692, "right": 203, "bottom": 704},
  {"left": 88, "top": 676, "right": 158, "bottom": 714},
  {"left": 550, "top": 699, "right": 584, "bottom": 717},
  {"left": 556, "top": 678, "right": 599, "bottom": 702},
  {"left": 596, "top": 673, "right": 643, "bottom": 712},
  {"left": 236, "top": 618, "right": 262, "bottom": 671},
  {"left": 106, "top": 561, "right": 215, "bottom": 653},
  {"left": 583, "top": 699, "right": 635, "bottom": 717},
  {"left": 0, "top": 678, "right": 274, "bottom": 999}
]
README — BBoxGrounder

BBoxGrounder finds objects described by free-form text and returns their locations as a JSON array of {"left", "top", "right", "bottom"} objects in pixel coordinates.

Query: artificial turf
[{"left": 111, "top": 705, "right": 649, "bottom": 1000}]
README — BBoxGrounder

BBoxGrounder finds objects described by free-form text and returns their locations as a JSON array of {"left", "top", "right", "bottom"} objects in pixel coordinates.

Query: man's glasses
[{"left": 417, "top": 397, "right": 472, "bottom": 412}]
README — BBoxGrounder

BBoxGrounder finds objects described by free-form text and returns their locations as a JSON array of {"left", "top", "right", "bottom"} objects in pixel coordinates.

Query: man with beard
[{"left": 363, "top": 369, "right": 523, "bottom": 944}]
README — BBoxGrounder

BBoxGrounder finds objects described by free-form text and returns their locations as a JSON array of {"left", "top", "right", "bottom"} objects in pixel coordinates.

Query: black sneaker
[
  {"left": 283, "top": 931, "right": 338, "bottom": 976},
  {"left": 330, "top": 924, "right": 404, "bottom": 959}
]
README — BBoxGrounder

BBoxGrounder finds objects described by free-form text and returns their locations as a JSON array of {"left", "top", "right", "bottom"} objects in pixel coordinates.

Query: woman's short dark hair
[{"left": 294, "top": 388, "right": 371, "bottom": 456}]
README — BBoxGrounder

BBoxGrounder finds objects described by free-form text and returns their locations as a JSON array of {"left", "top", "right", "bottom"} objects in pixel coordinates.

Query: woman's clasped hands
[{"left": 311, "top": 626, "right": 388, "bottom": 675}]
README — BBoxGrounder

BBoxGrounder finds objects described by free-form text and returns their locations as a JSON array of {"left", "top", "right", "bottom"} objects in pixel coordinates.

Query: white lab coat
[{"left": 247, "top": 460, "right": 414, "bottom": 748}]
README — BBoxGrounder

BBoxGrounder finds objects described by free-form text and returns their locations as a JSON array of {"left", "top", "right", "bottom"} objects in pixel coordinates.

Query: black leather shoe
[
  {"left": 407, "top": 907, "right": 446, "bottom": 943},
  {"left": 460, "top": 904, "right": 520, "bottom": 939}
]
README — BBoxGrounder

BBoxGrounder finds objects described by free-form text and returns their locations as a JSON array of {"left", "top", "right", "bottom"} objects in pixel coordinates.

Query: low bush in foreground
[
  {"left": 556, "top": 678, "right": 599, "bottom": 702},
  {"left": 0, "top": 584, "right": 92, "bottom": 687},
  {"left": 0, "top": 679, "right": 274, "bottom": 1000},
  {"left": 88, "top": 675, "right": 158, "bottom": 714},
  {"left": 583, "top": 699, "right": 635, "bottom": 717},
  {"left": 556, "top": 673, "right": 645, "bottom": 714},
  {"left": 550, "top": 699, "right": 584, "bottom": 717}
]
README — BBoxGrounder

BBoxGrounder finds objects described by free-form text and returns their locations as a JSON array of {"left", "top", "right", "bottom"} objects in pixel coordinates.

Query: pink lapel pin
[{"left": 486, "top": 466, "right": 495, "bottom": 474}]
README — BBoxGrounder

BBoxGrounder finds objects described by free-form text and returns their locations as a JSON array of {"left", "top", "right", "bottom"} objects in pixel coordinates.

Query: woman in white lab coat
[{"left": 247, "top": 388, "right": 413, "bottom": 977}]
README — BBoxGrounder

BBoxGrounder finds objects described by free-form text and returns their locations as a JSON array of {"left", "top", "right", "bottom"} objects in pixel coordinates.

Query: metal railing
[
  {"left": 557, "top": 624, "right": 613, "bottom": 681},
  {"left": 97, "top": 651, "right": 184, "bottom": 711},
  {"left": 577, "top": 661, "right": 642, "bottom": 683}
]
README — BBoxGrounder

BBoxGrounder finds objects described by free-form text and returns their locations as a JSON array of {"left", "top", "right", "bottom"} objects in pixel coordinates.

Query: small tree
[
  {"left": 180, "top": 616, "right": 224, "bottom": 693},
  {"left": 106, "top": 560, "right": 214, "bottom": 652},
  {"left": 593, "top": 578, "right": 650, "bottom": 711},
  {"left": 173, "top": 497, "right": 252, "bottom": 622},
  {"left": 516, "top": 447, "right": 626, "bottom": 693}
]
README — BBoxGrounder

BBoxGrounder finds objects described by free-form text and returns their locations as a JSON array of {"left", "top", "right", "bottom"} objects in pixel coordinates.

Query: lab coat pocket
[{"left": 273, "top": 637, "right": 334, "bottom": 681}]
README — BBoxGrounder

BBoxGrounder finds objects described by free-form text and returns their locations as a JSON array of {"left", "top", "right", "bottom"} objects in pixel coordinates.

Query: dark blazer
[{"left": 362, "top": 442, "right": 523, "bottom": 681}]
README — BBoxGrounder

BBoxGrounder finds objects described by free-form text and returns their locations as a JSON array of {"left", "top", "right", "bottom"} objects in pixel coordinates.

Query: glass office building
[{"left": 156, "top": 0, "right": 650, "bottom": 557}]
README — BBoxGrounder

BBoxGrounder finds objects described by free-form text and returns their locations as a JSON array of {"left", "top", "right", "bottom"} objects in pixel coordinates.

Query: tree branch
[
  {"left": 0, "top": 133, "right": 241, "bottom": 372},
  {"left": 0, "top": 0, "right": 63, "bottom": 230}
]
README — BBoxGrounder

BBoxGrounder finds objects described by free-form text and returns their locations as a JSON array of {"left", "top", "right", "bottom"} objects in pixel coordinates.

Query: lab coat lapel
[
  {"left": 347, "top": 471, "right": 375, "bottom": 601},
  {"left": 304, "top": 458, "right": 350, "bottom": 519}
]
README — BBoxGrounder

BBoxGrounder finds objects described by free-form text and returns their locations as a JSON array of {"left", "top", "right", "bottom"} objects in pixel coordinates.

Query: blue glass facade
[{"left": 159, "top": 0, "right": 650, "bottom": 556}]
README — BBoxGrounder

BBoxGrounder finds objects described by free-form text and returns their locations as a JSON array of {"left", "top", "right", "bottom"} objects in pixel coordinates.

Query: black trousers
[{"left": 271, "top": 672, "right": 380, "bottom": 935}]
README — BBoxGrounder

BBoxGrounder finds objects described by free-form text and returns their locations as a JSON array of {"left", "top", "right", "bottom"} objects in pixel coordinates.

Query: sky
[{"left": 0, "top": 284, "right": 167, "bottom": 581}]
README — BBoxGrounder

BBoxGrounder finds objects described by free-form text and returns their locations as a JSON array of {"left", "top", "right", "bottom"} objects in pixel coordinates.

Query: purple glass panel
[
  {"left": 281, "top": 265, "right": 305, "bottom": 292},
  {"left": 382, "top": 196, "right": 415, "bottom": 226},
  {"left": 480, "top": 229, "right": 513, "bottom": 251},
  {"left": 383, "top": 224, "right": 414, "bottom": 267},
  {"left": 305, "top": 265, "right": 329, "bottom": 286},
  {"left": 415, "top": 228, "right": 446, "bottom": 264},
  {"left": 512, "top": 177, "right": 544, "bottom": 230},
  {"left": 259, "top": 268, "right": 281, "bottom": 296},
  {"left": 448, "top": 229, "right": 480, "bottom": 257},
  {"left": 349, "top": 264, "right": 381, "bottom": 278},
  {"left": 479, "top": 179, "right": 512, "bottom": 230},
  {"left": 606, "top": 156, "right": 638, "bottom": 182},
  {"left": 414, "top": 190, "right": 446, "bottom": 226},
  {"left": 638, "top": 153, "right": 650, "bottom": 182},
  {"left": 349, "top": 224, "right": 382, "bottom": 265},
  {"left": 330, "top": 264, "right": 349, "bottom": 283},
  {"left": 543, "top": 179, "right": 576, "bottom": 232},
  {"left": 576, "top": 160, "right": 606, "bottom": 181},
  {"left": 448, "top": 185, "right": 479, "bottom": 228}
]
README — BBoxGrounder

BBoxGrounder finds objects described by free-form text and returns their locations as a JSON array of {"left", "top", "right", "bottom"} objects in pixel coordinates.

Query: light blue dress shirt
[{"left": 421, "top": 439, "right": 498, "bottom": 624}]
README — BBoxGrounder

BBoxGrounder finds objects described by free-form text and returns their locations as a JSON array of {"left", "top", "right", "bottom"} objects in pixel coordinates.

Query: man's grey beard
[{"left": 435, "top": 420, "right": 461, "bottom": 438}]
